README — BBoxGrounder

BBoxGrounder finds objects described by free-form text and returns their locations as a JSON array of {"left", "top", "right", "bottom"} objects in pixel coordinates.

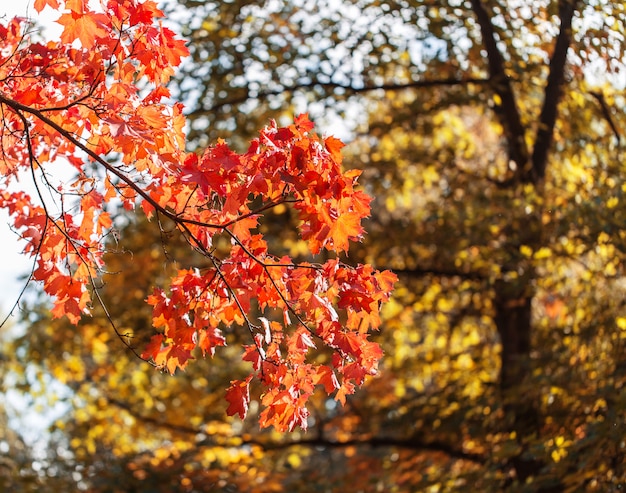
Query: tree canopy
[{"left": 2, "top": 0, "right": 626, "bottom": 491}]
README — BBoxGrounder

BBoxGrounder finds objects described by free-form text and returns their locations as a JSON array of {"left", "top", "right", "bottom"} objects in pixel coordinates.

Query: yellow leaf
[
  {"left": 422, "top": 166, "right": 440, "bottom": 188},
  {"left": 287, "top": 453, "right": 302, "bottom": 468},
  {"left": 520, "top": 245, "right": 533, "bottom": 257},
  {"left": 533, "top": 247, "right": 552, "bottom": 259}
]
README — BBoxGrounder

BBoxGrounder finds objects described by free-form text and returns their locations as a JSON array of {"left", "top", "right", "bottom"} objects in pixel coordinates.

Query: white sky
[
  {"left": 0, "top": 2, "right": 63, "bottom": 316},
  {"left": 0, "top": 0, "right": 72, "bottom": 449}
]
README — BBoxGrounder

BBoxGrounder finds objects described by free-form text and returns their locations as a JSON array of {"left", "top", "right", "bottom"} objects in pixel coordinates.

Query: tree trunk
[
  {"left": 495, "top": 294, "right": 532, "bottom": 392},
  {"left": 495, "top": 278, "right": 563, "bottom": 491},
  {"left": 495, "top": 289, "right": 543, "bottom": 484}
]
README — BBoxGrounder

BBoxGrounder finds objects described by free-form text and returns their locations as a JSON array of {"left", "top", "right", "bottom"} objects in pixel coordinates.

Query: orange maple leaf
[
  {"left": 57, "top": 11, "right": 108, "bottom": 49},
  {"left": 313, "top": 365, "right": 340, "bottom": 394},
  {"left": 293, "top": 113, "right": 315, "bottom": 134},
  {"left": 324, "top": 135, "right": 345, "bottom": 163},
  {"left": 329, "top": 211, "right": 363, "bottom": 252},
  {"left": 141, "top": 334, "right": 165, "bottom": 361},
  {"left": 33, "top": 0, "right": 60, "bottom": 13}
]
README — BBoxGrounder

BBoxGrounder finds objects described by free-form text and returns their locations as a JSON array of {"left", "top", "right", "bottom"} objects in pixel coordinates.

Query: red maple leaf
[{"left": 225, "top": 377, "right": 252, "bottom": 420}]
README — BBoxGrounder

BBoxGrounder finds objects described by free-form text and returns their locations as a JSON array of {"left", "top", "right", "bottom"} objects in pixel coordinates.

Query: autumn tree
[
  {"left": 0, "top": 0, "right": 395, "bottom": 439},
  {"left": 3, "top": 0, "right": 626, "bottom": 491},
  {"left": 163, "top": 0, "right": 625, "bottom": 490}
]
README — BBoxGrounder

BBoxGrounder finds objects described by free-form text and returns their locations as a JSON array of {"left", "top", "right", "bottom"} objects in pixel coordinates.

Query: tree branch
[
  {"left": 189, "top": 77, "right": 490, "bottom": 118},
  {"left": 0, "top": 93, "right": 196, "bottom": 228},
  {"left": 240, "top": 435, "right": 486, "bottom": 464},
  {"left": 106, "top": 394, "right": 484, "bottom": 463},
  {"left": 589, "top": 90, "right": 622, "bottom": 146},
  {"left": 390, "top": 266, "right": 488, "bottom": 281},
  {"left": 469, "top": 0, "right": 529, "bottom": 178},
  {"left": 0, "top": 93, "right": 282, "bottom": 234},
  {"left": 108, "top": 396, "right": 201, "bottom": 435},
  {"left": 530, "top": 0, "right": 579, "bottom": 183}
]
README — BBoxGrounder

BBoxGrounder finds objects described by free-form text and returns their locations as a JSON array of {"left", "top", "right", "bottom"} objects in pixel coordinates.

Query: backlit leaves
[{"left": 0, "top": 0, "right": 395, "bottom": 432}]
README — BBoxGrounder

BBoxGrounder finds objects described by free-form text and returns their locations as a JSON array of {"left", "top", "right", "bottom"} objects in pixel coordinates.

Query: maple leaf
[
  {"left": 259, "top": 388, "right": 310, "bottom": 432},
  {"left": 313, "top": 365, "right": 340, "bottom": 394},
  {"left": 329, "top": 211, "right": 364, "bottom": 252},
  {"left": 141, "top": 334, "right": 165, "bottom": 361},
  {"left": 51, "top": 296, "right": 83, "bottom": 325},
  {"left": 242, "top": 345, "right": 263, "bottom": 371},
  {"left": 225, "top": 377, "right": 252, "bottom": 420},
  {"left": 57, "top": 11, "right": 109, "bottom": 49},
  {"left": 34, "top": 0, "right": 60, "bottom": 12},
  {"left": 136, "top": 105, "right": 167, "bottom": 128},
  {"left": 375, "top": 269, "right": 399, "bottom": 294},
  {"left": 158, "top": 24, "right": 189, "bottom": 66},
  {"left": 197, "top": 327, "right": 227, "bottom": 357},
  {"left": 143, "top": 86, "right": 171, "bottom": 104},
  {"left": 335, "top": 380, "right": 355, "bottom": 406},
  {"left": 49, "top": 279, "right": 90, "bottom": 325},
  {"left": 291, "top": 328, "right": 316, "bottom": 351},
  {"left": 324, "top": 135, "right": 345, "bottom": 163},
  {"left": 293, "top": 113, "right": 315, "bottom": 133},
  {"left": 164, "top": 344, "right": 193, "bottom": 374}
]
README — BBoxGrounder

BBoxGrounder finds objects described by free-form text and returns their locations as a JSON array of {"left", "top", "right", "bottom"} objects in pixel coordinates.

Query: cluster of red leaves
[
  {"left": 143, "top": 117, "right": 396, "bottom": 430},
  {"left": 0, "top": 0, "right": 396, "bottom": 431},
  {"left": 0, "top": 0, "right": 187, "bottom": 322}
]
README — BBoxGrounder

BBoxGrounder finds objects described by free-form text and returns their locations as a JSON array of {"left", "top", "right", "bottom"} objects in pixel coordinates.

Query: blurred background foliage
[{"left": 1, "top": 0, "right": 625, "bottom": 491}]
